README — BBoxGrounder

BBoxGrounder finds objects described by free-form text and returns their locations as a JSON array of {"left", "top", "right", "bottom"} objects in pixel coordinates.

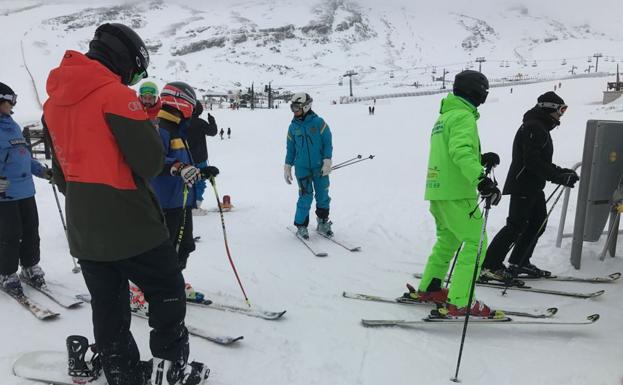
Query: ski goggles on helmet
[
  {"left": 129, "top": 69, "right": 147, "bottom": 86},
  {"left": 0, "top": 93, "right": 17, "bottom": 106},
  {"left": 537, "top": 102, "right": 568, "bottom": 115},
  {"left": 290, "top": 102, "right": 303, "bottom": 113}
]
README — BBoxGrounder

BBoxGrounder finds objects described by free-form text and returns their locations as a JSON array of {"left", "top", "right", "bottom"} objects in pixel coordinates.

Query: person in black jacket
[
  {"left": 481, "top": 91, "right": 579, "bottom": 281},
  {"left": 186, "top": 101, "right": 217, "bottom": 215}
]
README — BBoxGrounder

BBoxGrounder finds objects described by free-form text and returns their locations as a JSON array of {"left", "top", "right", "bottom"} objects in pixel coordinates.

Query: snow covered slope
[{"left": 1, "top": 1, "right": 623, "bottom": 385}]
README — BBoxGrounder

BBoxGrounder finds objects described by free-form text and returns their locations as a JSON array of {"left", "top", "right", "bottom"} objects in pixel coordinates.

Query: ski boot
[
  {"left": 184, "top": 283, "right": 211, "bottom": 304},
  {"left": 400, "top": 279, "right": 447, "bottom": 304},
  {"left": 316, "top": 217, "right": 333, "bottom": 237},
  {"left": 508, "top": 263, "right": 551, "bottom": 278},
  {"left": 151, "top": 358, "right": 210, "bottom": 385},
  {"left": 296, "top": 226, "right": 309, "bottom": 240},
  {"left": 479, "top": 267, "right": 525, "bottom": 287},
  {"left": 129, "top": 283, "right": 149, "bottom": 315},
  {"left": 20, "top": 264, "right": 46, "bottom": 288},
  {"left": 66, "top": 335, "right": 102, "bottom": 384},
  {"left": 0, "top": 273, "right": 23, "bottom": 296},
  {"left": 433, "top": 300, "right": 505, "bottom": 319}
]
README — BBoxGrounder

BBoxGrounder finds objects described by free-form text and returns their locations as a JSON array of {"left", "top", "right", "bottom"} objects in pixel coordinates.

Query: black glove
[
  {"left": 42, "top": 168, "right": 53, "bottom": 181},
  {"left": 200, "top": 166, "right": 220, "bottom": 179},
  {"left": 552, "top": 171, "right": 579, "bottom": 188},
  {"left": 477, "top": 176, "right": 502, "bottom": 206},
  {"left": 207, "top": 113, "right": 216, "bottom": 126},
  {"left": 481, "top": 152, "right": 500, "bottom": 171}
]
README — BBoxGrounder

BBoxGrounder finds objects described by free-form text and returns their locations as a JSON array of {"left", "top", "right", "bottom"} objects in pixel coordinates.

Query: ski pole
[
  {"left": 175, "top": 186, "right": 189, "bottom": 255},
  {"left": 451, "top": 195, "right": 492, "bottom": 382},
  {"left": 332, "top": 154, "right": 362, "bottom": 169},
  {"left": 445, "top": 244, "right": 463, "bottom": 289},
  {"left": 51, "top": 182, "right": 80, "bottom": 274},
  {"left": 331, "top": 155, "right": 375, "bottom": 171},
  {"left": 502, "top": 185, "right": 566, "bottom": 295},
  {"left": 209, "top": 177, "right": 251, "bottom": 307}
]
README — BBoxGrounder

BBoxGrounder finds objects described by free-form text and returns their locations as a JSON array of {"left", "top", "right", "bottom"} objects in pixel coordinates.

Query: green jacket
[{"left": 425, "top": 93, "right": 484, "bottom": 201}]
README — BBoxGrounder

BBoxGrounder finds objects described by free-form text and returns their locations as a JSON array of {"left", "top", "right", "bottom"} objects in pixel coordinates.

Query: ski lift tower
[
  {"left": 475, "top": 57, "right": 486, "bottom": 72},
  {"left": 603, "top": 64, "right": 623, "bottom": 104},
  {"left": 343, "top": 70, "right": 358, "bottom": 97}
]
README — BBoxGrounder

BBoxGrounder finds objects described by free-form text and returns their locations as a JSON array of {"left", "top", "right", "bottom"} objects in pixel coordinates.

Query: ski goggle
[
  {"left": 537, "top": 102, "right": 568, "bottom": 115},
  {"left": 0, "top": 94, "right": 17, "bottom": 106},
  {"left": 290, "top": 102, "right": 303, "bottom": 113},
  {"left": 129, "top": 69, "right": 147, "bottom": 86}
]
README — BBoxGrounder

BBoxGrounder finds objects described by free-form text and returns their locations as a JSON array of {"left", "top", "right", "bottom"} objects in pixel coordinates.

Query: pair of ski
[
  {"left": 288, "top": 226, "right": 361, "bottom": 257},
  {"left": 343, "top": 291, "right": 599, "bottom": 326},
  {"left": 0, "top": 279, "right": 83, "bottom": 320},
  {"left": 411, "top": 273, "right": 610, "bottom": 299}
]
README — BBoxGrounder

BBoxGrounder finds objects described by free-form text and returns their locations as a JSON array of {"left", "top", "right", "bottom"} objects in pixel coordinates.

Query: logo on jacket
[
  {"left": 128, "top": 101, "right": 143, "bottom": 111},
  {"left": 310, "top": 127, "right": 317, "bottom": 134},
  {"left": 9, "top": 138, "right": 27, "bottom": 146}
]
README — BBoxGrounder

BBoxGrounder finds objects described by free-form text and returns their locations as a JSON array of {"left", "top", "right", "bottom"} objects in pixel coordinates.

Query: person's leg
[
  {"left": 294, "top": 176, "right": 314, "bottom": 227},
  {"left": 194, "top": 161, "right": 208, "bottom": 204},
  {"left": 418, "top": 201, "right": 462, "bottom": 292},
  {"left": 123, "top": 241, "right": 188, "bottom": 365},
  {"left": 508, "top": 192, "right": 547, "bottom": 266},
  {"left": 313, "top": 175, "right": 331, "bottom": 218},
  {"left": 177, "top": 208, "right": 195, "bottom": 269},
  {"left": 80, "top": 260, "right": 143, "bottom": 385},
  {"left": 0, "top": 200, "right": 21, "bottom": 276},
  {"left": 17, "top": 197, "right": 41, "bottom": 268}
]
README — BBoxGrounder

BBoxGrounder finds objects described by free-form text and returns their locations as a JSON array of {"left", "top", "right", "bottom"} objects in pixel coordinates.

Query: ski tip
[
  {"left": 546, "top": 307, "right": 558, "bottom": 316},
  {"left": 591, "top": 290, "right": 606, "bottom": 298},
  {"left": 608, "top": 272, "right": 621, "bottom": 280},
  {"left": 351, "top": 247, "right": 362, "bottom": 252},
  {"left": 587, "top": 314, "right": 600, "bottom": 323},
  {"left": 316, "top": 252, "right": 329, "bottom": 257}
]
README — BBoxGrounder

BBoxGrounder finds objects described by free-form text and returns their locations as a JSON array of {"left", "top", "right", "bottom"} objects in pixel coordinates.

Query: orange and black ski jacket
[{"left": 43, "top": 50, "right": 169, "bottom": 261}]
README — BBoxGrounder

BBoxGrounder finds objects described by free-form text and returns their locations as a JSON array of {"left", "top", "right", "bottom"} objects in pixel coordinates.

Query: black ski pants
[
  {"left": 0, "top": 197, "right": 40, "bottom": 275},
  {"left": 164, "top": 207, "right": 195, "bottom": 270},
  {"left": 79, "top": 241, "right": 188, "bottom": 385},
  {"left": 483, "top": 192, "right": 547, "bottom": 270}
]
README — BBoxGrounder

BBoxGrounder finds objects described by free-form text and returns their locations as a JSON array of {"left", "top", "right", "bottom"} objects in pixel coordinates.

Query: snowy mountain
[{"left": 1, "top": 1, "right": 623, "bottom": 385}]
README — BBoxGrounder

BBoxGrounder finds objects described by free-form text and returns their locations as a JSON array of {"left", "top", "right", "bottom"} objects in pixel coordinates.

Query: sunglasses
[
  {"left": 538, "top": 102, "right": 568, "bottom": 115},
  {"left": 0, "top": 94, "right": 17, "bottom": 106}
]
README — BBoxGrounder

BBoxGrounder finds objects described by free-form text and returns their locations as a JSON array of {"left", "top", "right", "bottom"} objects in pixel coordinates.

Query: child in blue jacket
[
  {"left": 0, "top": 82, "right": 52, "bottom": 296},
  {"left": 284, "top": 92, "right": 333, "bottom": 239}
]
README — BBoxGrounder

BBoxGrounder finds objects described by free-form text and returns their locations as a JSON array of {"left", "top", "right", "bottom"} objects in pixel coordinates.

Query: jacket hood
[
  {"left": 46, "top": 50, "right": 121, "bottom": 107},
  {"left": 523, "top": 106, "right": 560, "bottom": 130},
  {"left": 440, "top": 93, "right": 479, "bottom": 120}
]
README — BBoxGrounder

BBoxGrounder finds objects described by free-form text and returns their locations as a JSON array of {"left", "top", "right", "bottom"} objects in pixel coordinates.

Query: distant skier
[
  {"left": 186, "top": 100, "right": 218, "bottom": 216},
  {"left": 404, "top": 70, "right": 503, "bottom": 319},
  {"left": 219, "top": 128, "right": 224, "bottom": 140},
  {"left": 138, "top": 80, "right": 161, "bottom": 125},
  {"left": 368, "top": 106, "right": 372, "bottom": 115},
  {"left": 371, "top": 105, "right": 375, "bottom": 115},
  {"left": 284, "top": 92, "right": 333, "bottom": 239},
  {"left": 0, "top": 82, "right": 52, "bottom": 296},
  {"left": 481, "top": 92, "right": 578, "bottom": 281},
  {"left": 43, "top": 23, "right": 209, "bottom": 385},
  {"left": 227, "top": 126, "right": 231, "bottom": 139},
  {"left": 151, "top": 82, "right": 219, "bottom": 269}
]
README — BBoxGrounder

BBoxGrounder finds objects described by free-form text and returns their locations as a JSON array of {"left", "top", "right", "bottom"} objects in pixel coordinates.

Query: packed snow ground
[{"left": 1, "top": 75, "right": 623, "bottom": 385}]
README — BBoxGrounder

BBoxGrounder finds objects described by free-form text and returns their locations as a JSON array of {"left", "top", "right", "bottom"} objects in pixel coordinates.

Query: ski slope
[{"left": 1, "top": 1, "right": 623, "bottom": 385}]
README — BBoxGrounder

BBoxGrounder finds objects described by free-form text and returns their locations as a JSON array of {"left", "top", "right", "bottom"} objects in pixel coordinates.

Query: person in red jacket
[
  {"left": 138, "top": 80, "right": 161, "bottom": 124},
  {"left": 43, "top": 23, "right": 209, "bottom": 385}
]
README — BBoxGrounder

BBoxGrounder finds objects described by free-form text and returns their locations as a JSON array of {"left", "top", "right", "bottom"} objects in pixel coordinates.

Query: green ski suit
[{"left": 420, "top": 93, "right": 486, "bottom": 308}]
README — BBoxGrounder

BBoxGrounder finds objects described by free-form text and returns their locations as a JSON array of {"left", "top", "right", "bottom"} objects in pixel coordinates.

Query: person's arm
[
  {"left": 104, "top": 89, "right": 164, "bottom": 179},
  {"left": 285, "top": 125, "right": 295, "bottom": 166},
  {"left": 42, "top": 114, "right": 67, "bottom": 194},
  {"left": 521, "top": 123, "right": 561, "bottom": 181},
  {"left": 447, "top": 112, "right": 483, "bottom": 185},
  {"left": 320, "top": 119, "right": 333, "bottom": 160}
]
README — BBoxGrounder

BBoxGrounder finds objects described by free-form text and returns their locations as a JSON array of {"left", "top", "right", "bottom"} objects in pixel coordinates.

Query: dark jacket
[
  {"left": 503, "top": 107, "right": 563, "bottom": 195},
  {"left": 151, "top": 110, "right": 197, "bottom": 209},
  {"left": 43, "top": 50, "right": 169, "bottom": 262},
  {"left": 186, "top": 102, "right": 217, "bottom": 163}
]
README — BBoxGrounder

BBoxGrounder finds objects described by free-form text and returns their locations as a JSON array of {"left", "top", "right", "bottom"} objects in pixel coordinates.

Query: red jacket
[
  {"left": 43, "top": 50, "right": 168, "bottom": 261},
  {"left": 145, "top": 98, "right": 162, "bottom": 124}
]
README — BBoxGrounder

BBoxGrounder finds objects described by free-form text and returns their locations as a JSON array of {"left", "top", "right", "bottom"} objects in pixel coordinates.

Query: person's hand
[
  {"left": 321, "top": 159, "right": 332, "bottom": 176},
  {"left": 552, "top": 171, "right": 579, "bottom": 188},
  {"left": 171, "top": 162, "right": 201, "bottom": 187},
  {"left": 481, "top": 152, "right": 500, "bottom": 171},
  {"left": 0, "top": 177, "right": 9, "bottom": 194},
  {"left": 477, "top": 176, "right": 502, "bottom": 206},
  {"left": 207, "top": 113, "right": 216, "bottom": 126},
  {"left": 200, "top": 166, "right": 220, "bottom": 179},
  {"left": 284, "top": 164, "right": 293, "bottom": 184}
]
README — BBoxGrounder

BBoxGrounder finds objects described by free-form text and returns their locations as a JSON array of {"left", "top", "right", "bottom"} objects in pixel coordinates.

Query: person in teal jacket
[
  {"left": 404, "top": 71, "right": 503, "bottom": 319},
  {"left": 284, "top": 92, "right": 333, "bottom": 239}
]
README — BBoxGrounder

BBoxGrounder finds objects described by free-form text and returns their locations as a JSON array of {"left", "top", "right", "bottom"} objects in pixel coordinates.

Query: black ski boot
[
  {"left": 151, "top": 358, "right": 210, "bottom": 385},
  {"left": 66, "top": 335, "right": 102, "bottom": 383},
  {"left": 509, "top": 263, "right": 551, "bottom": 278}
]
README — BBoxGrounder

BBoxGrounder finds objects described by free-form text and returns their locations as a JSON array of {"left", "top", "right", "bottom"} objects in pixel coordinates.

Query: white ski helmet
[{"left": 290, "top": 92, "right": 313, "bottom": 114}]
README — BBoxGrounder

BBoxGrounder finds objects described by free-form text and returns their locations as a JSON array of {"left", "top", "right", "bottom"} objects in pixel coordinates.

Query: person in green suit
[{"left": 404, "top": 70, "right": 503, "bottom": 318}]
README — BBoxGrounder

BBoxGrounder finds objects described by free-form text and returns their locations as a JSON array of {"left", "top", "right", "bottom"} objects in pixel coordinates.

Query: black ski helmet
[
  {"left": 453, "top": 70, "right": 489, "bottom": 107},
  {"left": 87, "top": 23, "right": 149, "bottom": 86}
]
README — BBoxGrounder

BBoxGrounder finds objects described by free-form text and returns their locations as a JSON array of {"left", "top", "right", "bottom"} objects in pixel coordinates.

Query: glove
[
  {"left": 41, "top": 168, "right": 53, "bottom": 181},
  {"left": 207, "top": 113, "right": 216, "bottom": 126},
  {"left": 481, "top": 152, "right": 500, "bottom": 170},
  {"left": 477, "top": 176, "right": 502, "bottom": 206},
  {"left": 171, "top": 162, "right": 201, "bottom": 187},
  {"left": 284, "top": 164, "right": 293, "bottom": 184},
  {"left": 0, "top": 177, "right": 9, "bottom": 194},
  {"left": 200, "top": 166, "right": 220, "bottom": 179},
  {"left": 552, "top": 171, "right": 579, "bottom": 188},
  {"left": 321, "top": 159, "right": 332, "bottom": 176}
]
